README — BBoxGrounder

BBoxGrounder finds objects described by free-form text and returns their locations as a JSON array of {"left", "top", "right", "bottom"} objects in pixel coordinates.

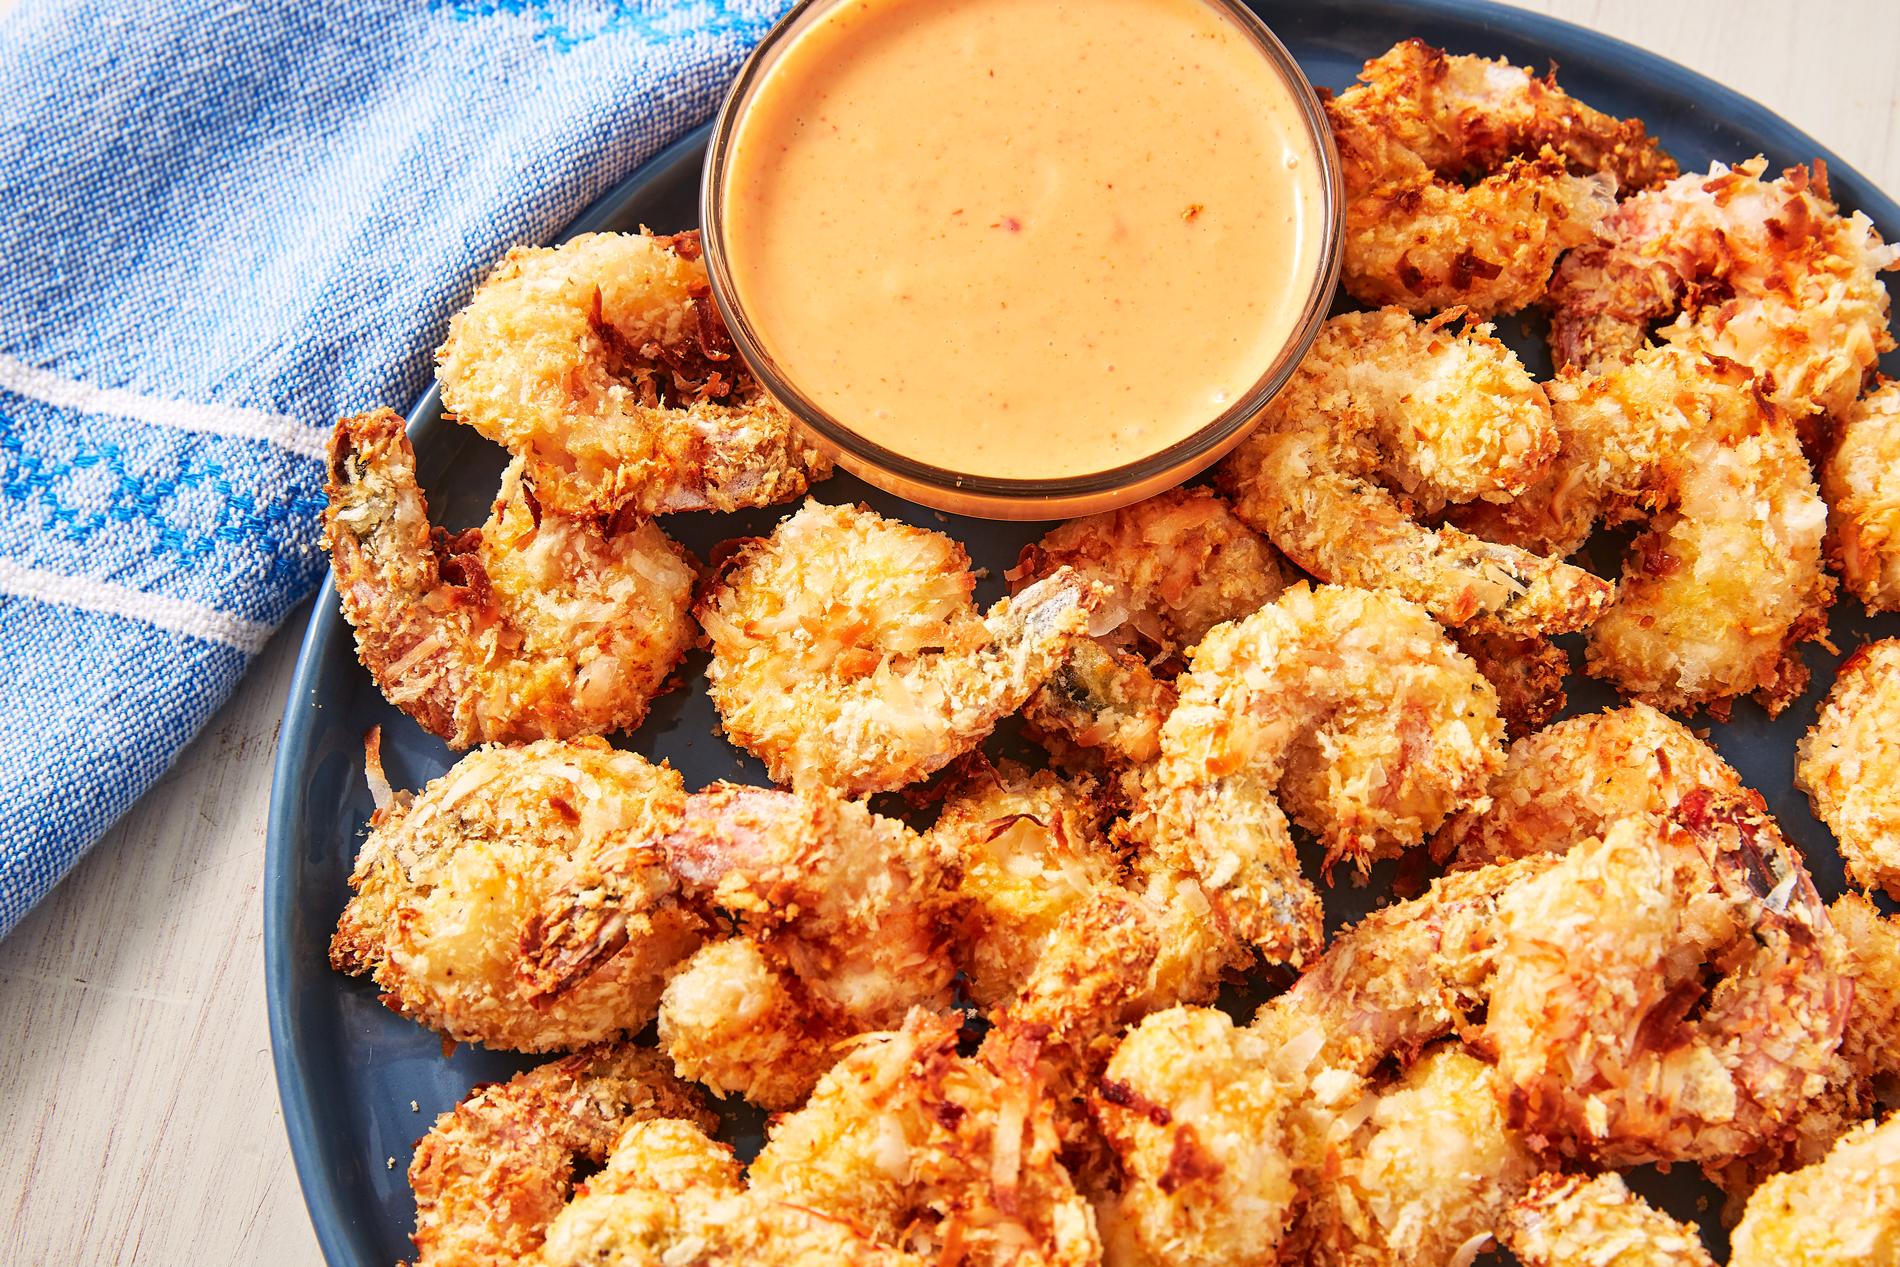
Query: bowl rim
[{"left": 696, "top": 0, "right": 1345, "bottom": 518}]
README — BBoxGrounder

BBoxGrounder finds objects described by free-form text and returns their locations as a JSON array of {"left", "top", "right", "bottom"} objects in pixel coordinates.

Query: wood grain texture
[{"left": 1, "top": 4, "right": 1895, "bottom": 1264}]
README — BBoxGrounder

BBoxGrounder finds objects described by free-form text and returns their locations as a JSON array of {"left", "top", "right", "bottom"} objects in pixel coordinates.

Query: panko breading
[
  {"left": 1217, "top": 309, "right": 1611, "bottom": 638},
  {"left": 1729, "top": 1113, "right": 1900, "bottom": 1267},
  {"left": 1328, "top": 41, "right": 1668, "bottom": 315},
  {"left": 408, "top": 1043, "right": 717, "bottom": 1267},
  {"left": 324, "top": 408, "right": 699, "bottom": 748},
  {"left": 331, "top": 739, "right": 704, "bottom": 1052},
  {"left": 1480, "top": 797, "right": 1849, "bottom": 1167},
  {"left": 1822, "top": 380, "right": 1900, "bottom": 611},
  {"left": 700, "top": 500, "right": 1103, "bottom": 796},
  {"left": 1797, "top": 638, "right": 1900, "bottom": 897},
  {"left": 1548, "top": 157, "right": 1900, "bottom": 436},
  {"left": 1502, "top": 1172, "right": 1717, "bottom": 1267},
  {"left": 436, "top": 231, "right": 831, "bottom": 523},
  {"left": 1433, "top": 702, "right": 1743, "bottom": 870},
  {"left": 1467, "top": 345, "right": 1834, "bottom": 718},
  {"left": 1133, "top": 583, "right": 1506, "bottom": 881}
]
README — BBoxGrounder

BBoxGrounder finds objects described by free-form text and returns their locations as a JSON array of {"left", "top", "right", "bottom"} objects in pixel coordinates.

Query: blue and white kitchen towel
[{"left": 0, "top": 0, "right": 791, "bottom": 938}]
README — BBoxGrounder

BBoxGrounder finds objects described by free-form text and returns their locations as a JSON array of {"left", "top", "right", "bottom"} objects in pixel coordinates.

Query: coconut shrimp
[
  {"left": 437, "top": 231, "right": 831, "bottom": 524},
  {"left": 1008, "top": 486, "right": 1291, "bottom": 768},
  {"left": 1547, "top": 157, "right": 1900, "bottom": 439},
  {"left": 1216, "top": 308, "right": 1612, "bottom": 639},
  {"left": 1822, "top": 380, "right": 1900, "bottom": 611},
  {"left": 699, "top": 500, "right": 1104, "bottom": 796},
  {"left": 1328, "top": 41, "right": 1673, "bottom": 315},
  {"left": 324, "top": 408, "right": 699, "bottom": 748},
  {"left": 540, "top": 1117, "right": 928, "bottom": 1267},
  {"left": 1501, "top": 1173, "right": 1718, "bottom": 1267},
  {"left": 931, "top": 755, "right": 1122, "bottom": 1011},
  {"left": 1797, "top": 639, "right": 1900, "bottom": 897},
  {"left": 1465, "top": 345, "right": 1834, "bottom": 718},
  {"left": 1728, "top": 1113, "right": 1900, "bottom": 1267},
  {"left": 1130, "top": 582, "right": 1505, "bottom": 890},
  {"left": 407, "top": 1042, "right": 717, "bottom": 1267},
  {"left": 331, "top": 738, "right": 705, "bottom": 1053},
  {"left": 1480, "top": 794, "right": 1850, "bottom": 1167},
  {"left": 748, "top": 1010, "right": 1103, "bottom": 1267},
  {"left": 522, "top": 781, "right": 960, "bottom": 1109},
  {"left": 1433, "top": 702, "right": 1743, "bottom": 870}
]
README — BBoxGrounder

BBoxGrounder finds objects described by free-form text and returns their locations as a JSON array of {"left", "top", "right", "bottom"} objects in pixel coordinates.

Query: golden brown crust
[
  {"left": 1729, "top": 1114, "right": 1900, "bottom": 1267},
  {"left": 324, "top": 407, "right": 698, "bottom": 748},
  {"left": 408, "top": 1043, "right": 716, "bottom": 1267},
  {"left": 1822, "top": 380, "right": 1900, "bottom": 611},
  {"left": 437, "top": 232, "right": 831, "bottom": 523},
  {"left": 1502, "top": 1172, "right": 1717, "bottom": 1267},
  {"left": 1797, "top": 638, "right": 1900, "bottom": 897}
]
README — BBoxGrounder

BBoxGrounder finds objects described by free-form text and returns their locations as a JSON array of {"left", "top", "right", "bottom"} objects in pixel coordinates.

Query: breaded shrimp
[
  {"left": 331, "top": 739, "right": 705, "bottom": 1053},
  {"left": 1465, "top": 345, "right": 1834, "bottom": 718},
  {"left": 324, "top": 408, "right": 699, "bottom": 748},
  {"left": 1481, "top": 795, "right": 1850, "bottom": 1167},
  {"left": 1547, "top": 157, "right": 1900, "bottom": 436},
  {"left": 699, "top": 500, "right": 1104, "bottom": 796},
  {"left": 1009, "top": 486, "right": 1289, "bottom": 768},
  {"left": 1328, "top": 41, "right": 1667, "bottom": 315},
  {"left": 541, "top": 1117, "right": 928, "bottom": 1266},
  {"left": 1131, "top": 583, "right": 1505, "bottom": 884},
  {"left": 1288, "top": 1045, "right": 1538, "bottom": 1267},
  {"left": 522, "top": 781, "right": 959, "bottom": 1108},
  {"left": 749, "top": 1010, "right": 1103, "bottom": 1267},
  {"left": 407, "top": 1042, "right": 716, "bottom": 1267},
  {"left": 1798, "top": 639, "right": 1900, "bottom": 898},
  {"left": 1822, "top": 380, "right": 1900, "bottom": 611},
  {"left": 932, "top": 755, "right": 1122, "bottom": 1010},
  {"left": 1433, "top": 702, "right": 1743, "bottom": 870},
  {"left": 1217, "top": 309, "right": 1612, "bottom": 638},
  {"left": 1501, "top": 1172, "right": 1718, "bottom": 1267},
  {"left": 1728, "top": 1113, "right": 1900, "bottom": 1267},
  {"left": 437, "top": 231, "right": 831, "bottom": 523}
]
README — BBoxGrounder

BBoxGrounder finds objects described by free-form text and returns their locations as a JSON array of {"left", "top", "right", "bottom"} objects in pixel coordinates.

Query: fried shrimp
[
  {"left": 1728, "top": 1113, "right": 1900, "bottom": 1267},
  {"left": 1217, "top": 309, "right": 1611, "bottom": 639},
  {"left": 1433, "top": 702, "right": 1743, "bottom": 870},
  {"left": 1131, "top": 583, "right": 1505, "bottom": 885},
  {"left": 331, "top": 739, "right": 704, "bottom": 1053},
  {"left": 1328, "top": 40, "right": 1671, "bottom": 315},
  {"left": 748, "top": 1010, "right": 1103, "bottom": 1267},
  {"left": 324, "top": 408, "right": 698, "bottom": 748},
  {"left": 1465, "top": 345, "right": 1834, "bottom": 717},
  {"left": 541, "top": 1117, "right": 927, "bottom": 1267},
  {"left": 1501, "top": 1172, "right": 1718, "bottom": 1267},
  {"left": 1547, "top": 157, "right": 1900, "bottom": 436},
  {"left": 1009, "top": 486, "right": 1290, "bottom": 768},
  {"left": 1481, "top": 794, "right": 1850, "bottom": 1167},
  {"left": 1797, "top": 639, "right": 1900, "bottom": 897},
  {"left": 1822, "top": 380, "right": 1900, "bottom": 611},
  {"left": 521, "top": 781, "right": 959, "bottom": 1108},
  {"left": 931, "top": 755, "right": 1122, "bottom": 1011},
  {"left": 407, "top": 1042, "right": 717, "bottom": 1267},
  {"left": 437, "top": 231, "right": 831, "bottom": 523},
  {"left": 699, "top": 500, "right": 1104, "bottom": 796}
]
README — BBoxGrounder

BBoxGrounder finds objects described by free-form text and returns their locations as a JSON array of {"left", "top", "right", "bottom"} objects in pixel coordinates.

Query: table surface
[{"left": 4, "top": 3, "right": 1897, "bottom": 1263}]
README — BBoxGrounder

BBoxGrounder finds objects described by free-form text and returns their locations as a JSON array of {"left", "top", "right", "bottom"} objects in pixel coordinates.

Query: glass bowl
[{"left": 699, "top": 0, "right": 1343, "bottom": 520}]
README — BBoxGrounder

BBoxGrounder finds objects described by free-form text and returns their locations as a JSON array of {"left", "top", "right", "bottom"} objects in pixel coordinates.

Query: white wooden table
[{"left": 3, "top": 3, "right": 1895, "bottom": 1263}]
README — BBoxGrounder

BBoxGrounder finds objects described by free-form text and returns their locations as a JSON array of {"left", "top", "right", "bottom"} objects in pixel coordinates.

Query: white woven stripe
[
  {"left": 0, "top": 353, "right": 328, "bottom": 460},
  {"left": 0, "top": 557, "right": 272, "bottom": 654}
]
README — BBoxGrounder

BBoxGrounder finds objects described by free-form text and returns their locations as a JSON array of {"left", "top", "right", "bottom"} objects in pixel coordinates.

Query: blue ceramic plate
[{"left": 268, "top": 5, "right": 1900, "bottom": 1263}]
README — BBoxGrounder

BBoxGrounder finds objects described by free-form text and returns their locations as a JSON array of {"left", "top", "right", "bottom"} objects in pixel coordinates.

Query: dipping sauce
[{"left": 714, "top": 0, "right": 1330, "bottom": 485}]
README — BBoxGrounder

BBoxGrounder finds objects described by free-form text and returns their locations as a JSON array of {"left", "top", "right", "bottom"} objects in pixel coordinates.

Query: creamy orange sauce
[{"left": 722, "top": 0, "right": 1324, "bottom": 481}]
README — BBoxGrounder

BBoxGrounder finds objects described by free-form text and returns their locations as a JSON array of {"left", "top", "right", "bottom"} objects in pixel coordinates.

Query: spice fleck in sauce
[{"left": 723, "top": 0, "right": 1323, "bottom": 481}]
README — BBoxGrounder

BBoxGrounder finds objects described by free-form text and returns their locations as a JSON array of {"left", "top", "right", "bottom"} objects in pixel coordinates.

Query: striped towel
[{"left": 0, "top": 0, "right": 788, "bottom": 938}]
